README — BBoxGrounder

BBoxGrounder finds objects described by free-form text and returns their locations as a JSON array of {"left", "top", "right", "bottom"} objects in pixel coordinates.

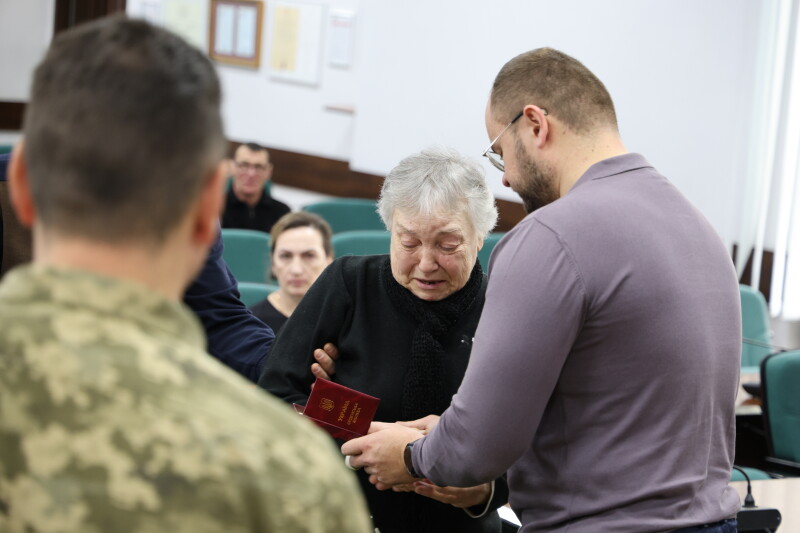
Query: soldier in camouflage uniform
[{"left": 0, "top": 16, "right": 372, "bottom": 533}]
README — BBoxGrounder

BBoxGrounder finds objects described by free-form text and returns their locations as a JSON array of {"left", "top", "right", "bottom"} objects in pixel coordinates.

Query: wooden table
[
  {"left": 736, "top": 370, "right": 761, "bottom": 412},
  {"left": 497, "top": 480, "right": 798, "bottom": 530},
  {"left": 732, "top": 478, "right": 800, "bottom": 532}
]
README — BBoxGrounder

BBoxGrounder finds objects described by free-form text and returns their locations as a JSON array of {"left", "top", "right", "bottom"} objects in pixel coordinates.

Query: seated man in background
[
  {"left": 221, "top": 142, "right": 290, "bottom": 233},
  {"left": 0, "top": 16, "right": 370, "bottom": 533}
]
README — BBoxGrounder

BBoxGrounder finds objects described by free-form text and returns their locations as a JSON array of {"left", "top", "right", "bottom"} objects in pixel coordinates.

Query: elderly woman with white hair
[{"left": 258, "top": 146, "right": 508, "bottom": 533}]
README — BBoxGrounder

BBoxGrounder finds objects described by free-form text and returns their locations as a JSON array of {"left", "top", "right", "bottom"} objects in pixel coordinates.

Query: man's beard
[{"left": 514, "top": 136, "right": 560, "bottom": 214}]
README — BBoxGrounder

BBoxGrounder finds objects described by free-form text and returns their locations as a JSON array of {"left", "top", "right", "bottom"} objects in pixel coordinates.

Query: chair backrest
[
  {"left": 478, "top": 232, "right": 506, "bottom": 272},
  {"left": 740, "top": 284, "right": 772, "bottom": 369},
  {"left": 332, "top": 230, "right": 392, "bottom": 258},
  {"left": 303, "top": 198, "right": 385, "bottom": 234},
  {"left": 730, "top": 466, "right": 771, "bottom": 482},
  {"left": 237, "top": 281, "right": 279, "bottom": 307},
  {"left": 220, "top": 228, "right": 271, "bottom": 283},
  {"left": 761, "top": 349, "right": 800, "bottom": 464}
]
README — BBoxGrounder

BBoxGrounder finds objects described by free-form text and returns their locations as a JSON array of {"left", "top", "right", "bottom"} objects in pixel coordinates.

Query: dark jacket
[
  {"left": 183, "top": 231, "right": 275, "bottom": 382},
  {"left": 221, "top": 187, "right": 290, "bottom": 233},
  {"left": 259, "top": 255, "right": 507, "bottom": 533}
]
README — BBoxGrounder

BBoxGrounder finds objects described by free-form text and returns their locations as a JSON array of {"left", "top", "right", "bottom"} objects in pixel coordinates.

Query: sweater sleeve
[
  {"left": 183, "top": 231, "right": 275, "bottom": 382},
  {"left": 258, "top": 257, "right": 354, "bottom": 405},
  {"left": 414, "top": 219, "right": 586, "bottom": 486}
]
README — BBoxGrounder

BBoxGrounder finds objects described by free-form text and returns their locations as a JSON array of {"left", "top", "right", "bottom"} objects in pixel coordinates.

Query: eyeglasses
[
  {"left": 235, "top": 161, "right": 269, "bottom": 173},
  {"left": 482, "top": 108, "right": 547, "bottom": 172}
]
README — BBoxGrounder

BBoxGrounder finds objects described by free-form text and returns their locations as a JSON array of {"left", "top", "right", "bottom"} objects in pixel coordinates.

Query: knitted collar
[{"left": 381, "top": 258, "right": 484, "bottom": 420}]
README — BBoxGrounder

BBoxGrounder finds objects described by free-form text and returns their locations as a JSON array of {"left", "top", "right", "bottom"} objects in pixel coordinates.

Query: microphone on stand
[
  {"left": 742, "top": 337, "right": 788, "bottom": 353},
  {"left": 732, "top": 466, "right": 782, "bottom": 532},
  {"left": 732, "top": 466, "right": 756, "bottom": 508}
]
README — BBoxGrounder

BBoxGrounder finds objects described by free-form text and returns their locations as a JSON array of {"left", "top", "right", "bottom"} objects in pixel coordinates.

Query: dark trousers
[{"left": 671, "top": 519, "right": 737, "bottom": 533}]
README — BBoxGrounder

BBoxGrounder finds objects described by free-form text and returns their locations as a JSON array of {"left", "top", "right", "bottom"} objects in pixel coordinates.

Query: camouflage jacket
[{"left": 0, "top": 266, "right": 372, "bottom": 533}]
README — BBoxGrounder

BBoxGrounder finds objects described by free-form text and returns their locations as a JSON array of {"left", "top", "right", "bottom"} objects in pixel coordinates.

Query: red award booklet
[{"left": 294, "top": 378, "right": 380, "bottom": 441}]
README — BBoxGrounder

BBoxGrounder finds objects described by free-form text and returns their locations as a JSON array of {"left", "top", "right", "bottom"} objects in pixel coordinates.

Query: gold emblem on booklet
[
  {"left": 293, "top": 378, "right": 381, "bottom": 441},
  {"left": 320, "top": 398, "right": 335, "bottom": 411}
]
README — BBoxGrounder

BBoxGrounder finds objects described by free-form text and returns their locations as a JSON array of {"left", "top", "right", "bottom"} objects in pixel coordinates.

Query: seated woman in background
[
  {"left": 249, "top": 211, "right": 333, "bottom": 333},
  {"left": 258, "top": 146, "right": 508, "bottom": 533}
]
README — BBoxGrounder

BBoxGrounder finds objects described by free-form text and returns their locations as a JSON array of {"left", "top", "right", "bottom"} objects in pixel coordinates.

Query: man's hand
[
  {"left": 341, "top": 423, "right": 423, "bottom": 490},
  {"left": 397, "top": 415, "right": 440, "bottom": 435},
  {"left": 310, "top": 343, "right": 339, "bottom": 381},
  {"left": 411, "top": 481, "right": 492, "bottom": 509}
]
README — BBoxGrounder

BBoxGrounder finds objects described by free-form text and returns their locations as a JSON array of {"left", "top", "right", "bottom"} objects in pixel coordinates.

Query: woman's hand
[
  {"left": 310, "top": 343, "right": 339, "bottom": 381},
  {"left": 410, "top": 480, "right": 492, "bottom": 509}
]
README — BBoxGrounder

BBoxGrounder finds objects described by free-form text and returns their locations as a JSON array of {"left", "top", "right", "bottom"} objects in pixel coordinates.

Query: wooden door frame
[{"left": 0, "top": 0, "right": 127, "bottom": 130}]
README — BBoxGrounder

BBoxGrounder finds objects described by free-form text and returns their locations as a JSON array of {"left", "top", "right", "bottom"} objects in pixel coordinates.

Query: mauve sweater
[{"left": 414, "top": 153, "right": 742, "bottom": 532}]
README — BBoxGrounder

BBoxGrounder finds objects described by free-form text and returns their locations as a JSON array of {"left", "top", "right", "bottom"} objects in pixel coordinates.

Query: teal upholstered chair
[
  {"left": 237, "top": 282, "right": 279, "bottom": 307},
  {"left": 303, "top": 198, "right": 384, "bottom": 234},
  {"left": 332, "top": 230, "right": 392, "bottom": 258},
  {"left": 761, "top": 349, "right": 800, "bottom": 475},
  {"left": 220, "top": 229, "right": 271, "bottom": 284},
  {"left": 730, "top": 466, "right": 772, "bottom": 482},
  {"left": 740, "top": 285, "right": 772, "bottom": 373},
  {"left": 478, "top": 232, "right": 507, "bottom": 272}
]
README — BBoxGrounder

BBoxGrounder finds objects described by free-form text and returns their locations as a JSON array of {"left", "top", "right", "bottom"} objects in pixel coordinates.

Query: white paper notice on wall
[
  {"left": 268, "top": 1, "right": 326, "bottom": 86},
  {"left": 163, "top": 0, "right": 209, "bottom": 51},
  {"left": 328, "top": 10, "right": 355, "bottom": 69},
  {"left": 130, "top": 0, "right": 163, "bottom": 24}
]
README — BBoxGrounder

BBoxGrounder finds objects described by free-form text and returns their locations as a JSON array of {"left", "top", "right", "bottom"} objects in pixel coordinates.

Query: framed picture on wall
[
  {"left": 267, "top": 0, "right": 326, "bottom": 86},
  {"left": 209, "top": 0, "right": 263, "bottom": 68}
]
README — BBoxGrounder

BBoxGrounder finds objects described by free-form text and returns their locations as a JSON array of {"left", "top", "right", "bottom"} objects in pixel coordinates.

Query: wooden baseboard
[
  {"left": 0, "top": 102, "right": 25, "bottom": 131},
  {"left": 733, "top": 244, "right": 774, "bottom": 300},
  {"left": 228, "top": 141, "right": 527, "bottom": 232}
]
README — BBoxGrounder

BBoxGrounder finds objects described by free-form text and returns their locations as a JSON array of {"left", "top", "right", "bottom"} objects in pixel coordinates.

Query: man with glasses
[
  {"left": 344, "top": 48, "right": 741, "bottom": 533},
  {"left": 222, "top": 142, "right": 290, "bottom": 232}
]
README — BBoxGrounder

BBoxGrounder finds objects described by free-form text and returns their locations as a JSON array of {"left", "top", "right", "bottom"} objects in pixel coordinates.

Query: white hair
[{"left": 377, "top": 146, "right": 498, "bottom": 238}]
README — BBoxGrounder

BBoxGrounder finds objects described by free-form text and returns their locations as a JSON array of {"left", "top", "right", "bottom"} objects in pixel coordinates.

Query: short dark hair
[
  {"left": 23, "top": 16, "right": 226, "bottom": 243},
  {"left": 270, "top": 212, "right": 333, "bottom": 259},
  {"left": 242, "top": 142, "right": 268, "bottom": 155},
  {"left": 235, "top": 142, "right": 270, "bottom": 164},
  {"left": 491, "top": 48, "right": 617, "bottom": 134}
]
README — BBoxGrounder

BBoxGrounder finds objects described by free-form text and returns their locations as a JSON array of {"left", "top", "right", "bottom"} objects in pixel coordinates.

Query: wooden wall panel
[
  {"left": 54, "top": 0, "right": 127, "bottom": 34},
  {"left": 0, "top": 102, "right": 25, "bottom": 131},
  {"left": 734, "top": 244, "right": 774, "bottom": 301},
  {"left": 227, "top": 141, "right": 527, "bottom": 232}
]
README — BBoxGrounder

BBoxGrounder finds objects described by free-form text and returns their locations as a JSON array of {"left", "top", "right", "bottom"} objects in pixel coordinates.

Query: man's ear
[
  {"left": 523, "top": 104, "right": 550, "bottom": 149},
  {"left": 191, "top": 161, "right": 227, "bottom": 247},
  {"left": 8, "top": 141, "right": 36, "bottom": 228}
]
